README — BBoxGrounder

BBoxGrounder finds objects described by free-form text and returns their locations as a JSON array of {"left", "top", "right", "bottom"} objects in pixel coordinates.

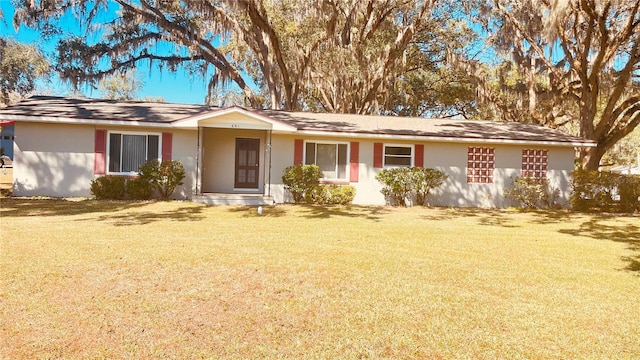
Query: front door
[{"left": 235, "top": 138, "right": 260, "bottom": 189}]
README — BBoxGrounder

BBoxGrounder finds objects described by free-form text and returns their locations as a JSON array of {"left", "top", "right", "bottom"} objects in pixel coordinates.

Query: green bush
[
  {"left": 282, "top": 164, "right": 322, "bottom": 203},
  {"left": 90, "top": 176, "right": 126, "bottom": 200},
  {"left": 126, "top": 176, "right": 154, "bottom": 200},
  {"left": 138, "top": 160, "right": 186, "bottom": 200},
  {"left": 375, "top": 168, "right": 412, "bottom": 206},
  {"left": 410, "top": 167, "right": 448, "bottom": 206},
  {"left": 305, "top": 185, "right": 356, "bottom": 205},
  {"left": 571, "top": 169, "right": 640, "bottom": 212},
  {"left": 375, "top": 167, "right": 447, "bottom": 206},
  {"left": 504, "top": 176, "right": 559, "bottom": 209}
]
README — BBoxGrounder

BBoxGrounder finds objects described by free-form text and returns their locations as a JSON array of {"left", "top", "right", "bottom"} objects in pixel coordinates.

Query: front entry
[{"left": 234, "top": 138, "right": 260, "bottom": 189}]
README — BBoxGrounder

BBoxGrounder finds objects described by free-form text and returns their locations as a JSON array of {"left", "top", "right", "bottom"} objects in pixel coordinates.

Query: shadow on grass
[
  {"left": 227, "top": 204, "right": 390, "bottom": 221},
  {"left": 559, "top": 217, "right": 640, "bottom": 273},
  {"left": 94, "top": 205, "right": 205, "bottom": 226},
  {"left": 298, "top": 205, "right": 390, "bottom": 221},
  {"left": 0, "top": 198, "right": 205, "bottom": 224},
  {"left": 421, "top": 207, "right": 520, "bottom": 228},
  {"left": 0, "top": 198, "right": 149, "bottom": 217}
]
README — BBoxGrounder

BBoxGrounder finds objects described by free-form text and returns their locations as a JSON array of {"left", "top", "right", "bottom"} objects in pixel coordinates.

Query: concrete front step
[{"left": 193, "top": 193, "right": 275, "bottom": 206}]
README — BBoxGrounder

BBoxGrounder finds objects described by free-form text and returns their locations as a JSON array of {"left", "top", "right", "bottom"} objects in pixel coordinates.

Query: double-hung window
[
  {"left": 108, "top": 132, "right": 160, "bottom": 174},
  {"left": 305, "top": 141, "right": 348, "bottom": 180},
  {"left": 384, "top": 145, "right": 413, "bottom": 167}
]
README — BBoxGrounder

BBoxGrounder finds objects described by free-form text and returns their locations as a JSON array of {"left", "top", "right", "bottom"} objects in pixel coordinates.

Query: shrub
[
  {"left": 375, "top": 168, "right": 412, "bottom": 206},
  {"left": 305, "top": 185, "right": 356, "bottom": 205},
  {"left": 138, "top": 160, "right": 186, "bottom": 200},
  {"left": 126, "top": 176, "right": 154, "bottom": 200},
  {"left": 90, "top": 176, "right": 126, "bottom": 200},
  {"left": 410, "top": 167, "right": 448, "bottom": 206},
  {"left": 375, "top": 167, "right": 447, "bottom": 206},
  {"left": 618, "top": 175, "right": 640, "bottom": 213},
  {"left": 504, "top": 176, "right": 559, "bottom": 209},
  {"left": 570, "top": 169, "right": 640, "bottom": 212},
  {"left": 282, "top": 164, "right": 322, "bottom": 203}
]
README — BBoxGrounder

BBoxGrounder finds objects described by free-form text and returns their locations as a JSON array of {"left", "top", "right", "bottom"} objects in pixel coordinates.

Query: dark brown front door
[{"left": 235, "top": 138, "right": 260, "bottom": 189}]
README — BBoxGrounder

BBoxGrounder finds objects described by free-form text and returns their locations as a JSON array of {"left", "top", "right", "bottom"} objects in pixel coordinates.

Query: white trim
[
  {"left": 173, "top": 106, "right": 297, "bottom": 132},
  {"left": 2, "top": 110, "right": 595, "bottom": 147},
  {"left": 303, "top": 140, "right": 350, "bottom": 181},
  {"left": 290, "top": 130, "right": 596, "bottom": 147},
  {"left": 383, "top": 143, "right": 414, "bottom": 168},
  {"left": 106, "top": 130, "right": 162, "bottom": 175},
  {"left": 0, "top": 114, "right": 174, "bottom": 128}
]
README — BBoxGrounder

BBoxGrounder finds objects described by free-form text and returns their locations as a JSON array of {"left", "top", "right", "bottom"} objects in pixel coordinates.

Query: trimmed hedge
[
  {"left": 304, "top": 184, "right": 356, "bottom": 205},
  {"left": 90, "top": 176, "right": 126, "bottom": 200},
  {"left": 90, "top": 160, "right": 186, "bottom": 201},
  {"left": 126, "top": 176, "right": 154, "bottom": 200},
  {"left": 375, "top": 167, "right": 447, "bottom": 207}
]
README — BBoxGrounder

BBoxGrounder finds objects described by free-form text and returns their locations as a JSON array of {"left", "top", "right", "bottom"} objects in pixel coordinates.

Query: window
[
  {"left": 467, "top": 146, "right": 495, "bottom": 183},
  {"left": 305, "top": 141, "right": 348, "bottom": 179},
  {"left": 522, "top": 149, "right": 548, "bottom": 178},
  {"left": 384, "top": 145, "right": 413, "bottom": 167},
  {"left": 108, "top": 132, "right": 160, "bottom": 173}
]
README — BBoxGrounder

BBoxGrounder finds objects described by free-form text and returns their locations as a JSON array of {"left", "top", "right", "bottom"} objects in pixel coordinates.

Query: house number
[{"left": 231, "top": 124, "right": 240, "bottom": 128}]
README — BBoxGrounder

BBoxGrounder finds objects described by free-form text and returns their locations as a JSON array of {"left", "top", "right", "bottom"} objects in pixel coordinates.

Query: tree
[
  {"left": 97, "top": 69, "right": 164, "bottom": 102},
  {"left": 97, "top": 70, "right": 142, "bottom": 100},
  {"left": 0, "top": 37, "right": 50, "bottom": 106},
  {"left": 13, "top": 0, "right": 454, "bottom": 114},
  {"left": 459, "top": 0, "right": 640, "bottom": 170}
]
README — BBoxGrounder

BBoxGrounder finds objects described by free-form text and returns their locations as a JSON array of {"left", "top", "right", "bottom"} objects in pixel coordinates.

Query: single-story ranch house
[{"left": 0, "top": 96, "right": 595, "bottom": 207}]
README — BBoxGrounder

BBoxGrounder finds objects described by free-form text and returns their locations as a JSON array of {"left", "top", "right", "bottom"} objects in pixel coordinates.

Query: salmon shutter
[
  {"left": 294, "top": 139, "right": 304, "bottom": 165},
  {"left": 162, "top": 132, "right": 172, "bottom": 161},
  {"left": 373, "top": 142, "right": 383, "bottom": 168},
  {"left": 414, "top": 144, "right": 424, "bottom": 168},
  {"left": 94, "top": 129, "right": 107, "bottom": 174},
  {"left": 349, "top": 142, "right": 359, "bottom": 182}
]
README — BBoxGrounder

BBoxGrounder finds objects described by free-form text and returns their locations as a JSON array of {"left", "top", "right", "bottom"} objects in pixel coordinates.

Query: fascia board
[{"left": 292, "top": 130, "right": 597, "bottom": 148}]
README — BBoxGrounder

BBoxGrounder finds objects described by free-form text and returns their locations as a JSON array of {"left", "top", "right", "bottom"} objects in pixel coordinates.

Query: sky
[{"left": 0, "top": 1, "right": 211, "bottom": 104}]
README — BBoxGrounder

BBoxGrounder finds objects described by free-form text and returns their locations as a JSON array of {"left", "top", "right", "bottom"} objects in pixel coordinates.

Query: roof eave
[
  {"left": 0, "top": 114, "right": 173, "bottom": 128},
  {"left": 291, "top": 129, "right": 597, "bottom": 147}
]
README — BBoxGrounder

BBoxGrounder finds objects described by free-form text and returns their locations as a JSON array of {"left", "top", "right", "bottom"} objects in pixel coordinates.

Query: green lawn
[{"left": 1, "top": 199, "right": 639, "bottom": 359}]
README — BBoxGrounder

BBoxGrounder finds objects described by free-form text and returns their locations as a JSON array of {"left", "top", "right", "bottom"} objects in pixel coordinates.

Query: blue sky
[{"left": 0, "top": 1, "right": 211, "bottom": 104}]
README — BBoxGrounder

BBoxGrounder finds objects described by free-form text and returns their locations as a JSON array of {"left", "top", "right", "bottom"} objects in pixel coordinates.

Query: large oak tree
[
  {"left": 460, "top": 0, "right": 640, "bottom": 170},
  {"left": 12, "top": 0, "right": 475, "bottom": 115}
]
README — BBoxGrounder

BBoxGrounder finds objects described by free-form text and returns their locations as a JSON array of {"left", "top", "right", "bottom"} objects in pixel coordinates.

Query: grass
[{"left": 1, "top": 199, "right": 639, "bottom": 359}]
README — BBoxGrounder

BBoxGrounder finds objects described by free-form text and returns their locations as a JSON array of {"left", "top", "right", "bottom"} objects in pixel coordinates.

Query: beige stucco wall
[
  {"left": 166, "top": 128, "right": 198, "bottom": 198},
  {"left": 13, "top": 123, "right": 198, "bottom": 199},
  {"left": 13, "top": 122, "right": 96, "bottom": 197},
  {"left": 12, "top": 121, "right": 576, "bottom": 207},
  {"left": 267, "top": 135, "right": 576, "bottom": 207},
  {"left": 201, "top": 128, "right": 268, "bottom": 194}
]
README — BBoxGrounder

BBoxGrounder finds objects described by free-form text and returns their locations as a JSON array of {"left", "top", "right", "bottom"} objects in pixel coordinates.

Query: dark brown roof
[
  {"left": 0, "top": 96, "right": 593, "bottom": 145},
  {"left": 255, "top": 109, "right": 591, "bottom": 145},
  {"left": 0, "top": 95, "right": 211, "bottom": 123}
]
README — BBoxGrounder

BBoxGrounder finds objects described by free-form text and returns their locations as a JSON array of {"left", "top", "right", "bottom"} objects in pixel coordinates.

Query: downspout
[
  {"left": 267, "top": 129, "right": 273, "bottom": 197},
  {"left": 195, "top": 126, "right": 201, "bottom": 196}
]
